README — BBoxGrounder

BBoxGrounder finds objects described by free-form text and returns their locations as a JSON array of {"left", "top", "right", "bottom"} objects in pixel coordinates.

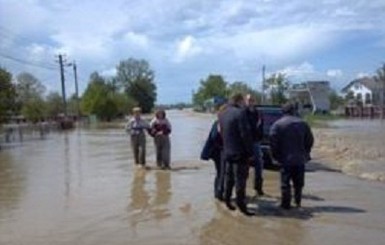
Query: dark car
[{"left": 256, "top": 105, "right": 283, "bottom": 170}]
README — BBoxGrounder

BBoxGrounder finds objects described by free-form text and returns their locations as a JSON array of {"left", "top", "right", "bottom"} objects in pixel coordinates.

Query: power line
[{"left": 0, "top": 52, "right": 56, "bottom": 71}]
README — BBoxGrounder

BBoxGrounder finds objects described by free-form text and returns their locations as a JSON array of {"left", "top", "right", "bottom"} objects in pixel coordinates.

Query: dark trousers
[
  {"left": 224, "top": 157, "right": 249, "bottom": 208},
  {"left": 280, "top": 164, "right": 305, "bottom": 208},
  {"left": 213, "top": 152, "right": 225, "bottom": 200},
  {"left": 154, "top": 135, "right": 171, "bottom": 168},
  {"left": 130, "top": 133, "right": 146, "bottom": 165},
  {"left": 253, "top": 143, "right": 264, "bottom": 191}
]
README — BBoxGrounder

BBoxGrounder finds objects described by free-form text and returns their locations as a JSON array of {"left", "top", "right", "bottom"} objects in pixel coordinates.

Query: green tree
[
  {"left": 21, "top": 97, "right": 47, "bottom": 122},
  {"left": 15, "top": 72, "right": 46, "bottom": 120},
  {"left": 81, "top": 72, "right": 136, "bottom": 121},
  {"left": 46, "top": 92, "right": 64, "bottom": 118},
  {"left": 374, "top": 63, "right": 385, "bottom": 119},
  {"left": 265, "top": 73, "right": 289, "bottom": 105},
  {"left": 193, "top": 74, "right": 228, "bottom": 107},
  {"left": 116, "top": 58, "right": 156, "bottom": 113},
  {"left": 0, "top": 67, "right": 16, "bottom": 122},
  {"left": 228, "top": 81, "right": 261, "bottom": 103},
  {"left": 329, "top": 90, "right": 345, "bottom": 110},
  {"left": 16, "top": 72, "right": 45, "bottom": 104}
]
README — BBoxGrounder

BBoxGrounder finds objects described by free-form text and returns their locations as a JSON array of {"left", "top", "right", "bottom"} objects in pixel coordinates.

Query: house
[
  {"left": 341, "top": 77, "right": 380, "bottom": 106},
  {"left": 289, "top": 81, "right": 331, "bottom": 113}
]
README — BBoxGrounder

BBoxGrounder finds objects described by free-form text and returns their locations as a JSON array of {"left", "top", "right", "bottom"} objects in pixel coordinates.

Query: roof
[{"left": 341, "top": 77, "right": 378, "bottom": 93}]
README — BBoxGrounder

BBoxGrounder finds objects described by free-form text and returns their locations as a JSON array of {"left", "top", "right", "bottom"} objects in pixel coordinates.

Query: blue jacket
[{"left": 269, "top": 115, "right": 313, "bottom": 166}]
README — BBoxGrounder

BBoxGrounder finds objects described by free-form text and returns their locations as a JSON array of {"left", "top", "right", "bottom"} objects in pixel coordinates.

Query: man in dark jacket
[
  {"left": 245, "top": 93, "right": 265, "bottom": 196},
  {"left": 219, "top": 93, "right": 254, "bottom": 216},
  {"left": 269, "top": 102, "right": 314, "bottom": 209}
]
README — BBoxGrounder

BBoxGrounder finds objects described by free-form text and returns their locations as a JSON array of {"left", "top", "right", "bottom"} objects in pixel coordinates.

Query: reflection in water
[
  {"left": 0, "top": 152, "right": 26, "bottom": 219},
  {"left": 152, "top": 171, "right": 172, "bottom": 220},
  {"left": 64, "top": 133, "right": 71, "bottom": 205},
  {"left": 129, "top": 169, "right": 150, "bottom": 211},
  {"left": 128, "top": 169, "right": 172, "bottom": 233},
  {"left": 200, "top": 205, "right": 306, "bottom": 245}
]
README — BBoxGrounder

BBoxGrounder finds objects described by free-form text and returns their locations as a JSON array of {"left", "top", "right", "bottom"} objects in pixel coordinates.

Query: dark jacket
[
  {"left": 269, "top": 115, "right": 314, "bottom": 166},
  {"left": 218, "top": 103, "right": 253, "bottom": 160},
  {"left": 245, "top": 106, "right": 264, "bottom": 142},
  {"left": 200, "top": 120, "right": 222, "bottom": 162}
]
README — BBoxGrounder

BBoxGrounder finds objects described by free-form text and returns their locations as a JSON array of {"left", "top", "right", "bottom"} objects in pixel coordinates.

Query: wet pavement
[{"left": 1, "top": 110, "right": 385, "bottom": 245}]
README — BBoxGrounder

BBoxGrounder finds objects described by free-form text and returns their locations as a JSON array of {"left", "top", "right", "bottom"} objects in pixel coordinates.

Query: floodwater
[{"left": 1, "top": 110, "right": 385, "bottom": 245}]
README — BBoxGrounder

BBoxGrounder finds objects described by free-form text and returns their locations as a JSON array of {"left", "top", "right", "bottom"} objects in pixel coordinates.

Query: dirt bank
[{"left": 312, "top": 120, "right": 385, "bottom": 182}]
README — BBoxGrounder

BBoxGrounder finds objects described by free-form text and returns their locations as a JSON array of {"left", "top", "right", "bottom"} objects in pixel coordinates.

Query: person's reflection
[
  {"left": 151, "top": 170, "right": 172, "bottom": 221},
  {"left": 129, "top": 169, "right": 150, "bottom": 211},
  {"left": 128, "top": 169, "right": 150, "bottom": 235}
]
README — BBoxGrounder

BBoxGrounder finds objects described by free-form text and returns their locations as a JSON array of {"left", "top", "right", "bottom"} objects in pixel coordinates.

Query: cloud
[
  {"left": 327, "top": 69, "right": 343, "bottom": 77},
  {"left": 174, "top": 35, "right": 202, "bottom": 63},
  {"left": 123, "top": 32, "right": 149, "bottom": 48},
  {"left": 276, "top": 62, "right": 315, "bottom": 77},
  {"left": 357, "top": 72, "right": 370, "bottom": 78}
]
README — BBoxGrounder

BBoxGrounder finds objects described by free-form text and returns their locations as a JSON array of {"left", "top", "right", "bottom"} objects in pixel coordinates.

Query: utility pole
[
  {"left": 58, "top": 54, "right": 67, "bottom": 116},
  {"left": 261, "top": 65, "right": 266, "bottom": 104},
  {"left": 72, "top": 61, "right": 80, "bottom": 118}
]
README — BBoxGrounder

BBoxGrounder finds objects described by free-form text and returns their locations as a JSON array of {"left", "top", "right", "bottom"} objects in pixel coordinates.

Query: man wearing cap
[
  {"left": 269, "top": 102, "right": 314, "bottom": 209},
  {"left": 126, "top": 107, "right": 150, "bottom": 167}
]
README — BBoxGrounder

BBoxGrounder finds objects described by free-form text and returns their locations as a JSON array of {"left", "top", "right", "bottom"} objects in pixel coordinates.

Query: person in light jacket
[
  {"left": 126, "top": 107, "right": 150, "bottom": 167},
  {"left": 150, "top": 109, "right": 172, "bottom": 169}
]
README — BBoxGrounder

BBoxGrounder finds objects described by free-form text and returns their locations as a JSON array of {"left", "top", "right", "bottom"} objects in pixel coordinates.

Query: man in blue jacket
[
  {"left": 269, "top": 102, "right": 314, "bottom": 209},
  {"left": 219, "top": 93, "right": 254, "bottom": 216}
]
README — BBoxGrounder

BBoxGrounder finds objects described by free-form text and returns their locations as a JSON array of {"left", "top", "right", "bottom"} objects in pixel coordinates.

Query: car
[{"left": 256, "top": 105, "right": 283, "bottom": 170}]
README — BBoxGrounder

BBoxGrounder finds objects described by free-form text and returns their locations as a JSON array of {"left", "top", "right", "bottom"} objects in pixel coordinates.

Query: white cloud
[
  {"left": 100, "top": 68, "right": 117, "bottom": 77},
  {"left": 174, "top": 35, "right": 202, "bottom": 63},
  {"left": 327, "top": 69, "right": 343, "bottom": 77},
  {"left": 123, "top": 32, "right": 149, "bottom": 48},
  {"left": 276, "top": 62, "right": 315, "bottom": 77},
  {"left": 357, "top": 72, "right": 370, "bottom": 78}
]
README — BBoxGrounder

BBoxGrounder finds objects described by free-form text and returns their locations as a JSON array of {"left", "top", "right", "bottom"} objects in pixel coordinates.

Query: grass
[{"left": 303, "top": 113, "right": 343, "bottom": 128}]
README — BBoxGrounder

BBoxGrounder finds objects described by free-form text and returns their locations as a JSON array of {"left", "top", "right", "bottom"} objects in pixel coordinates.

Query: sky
[{"left": 1, "top": 0, "right": 385, "bottom": 104}]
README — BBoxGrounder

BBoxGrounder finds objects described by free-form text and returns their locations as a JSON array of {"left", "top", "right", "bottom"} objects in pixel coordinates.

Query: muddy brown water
[{"left": 1, "top": 110, "right": 385, "bottom": 245}]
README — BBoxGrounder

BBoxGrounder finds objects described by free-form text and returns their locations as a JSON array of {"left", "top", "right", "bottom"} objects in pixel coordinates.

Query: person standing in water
[
  {"left": 150, "top": 109, "right": 172, "bottom": 169},
  {"left": 126, "top": 107, "right": 150, "bottom": 167}
]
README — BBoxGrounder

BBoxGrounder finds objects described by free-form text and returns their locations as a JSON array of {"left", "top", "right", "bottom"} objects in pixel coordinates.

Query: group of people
[
  {"left": 201, "top": 93, "right": 314, "bottom": 216},
  {"left": 125, "top": 107, "right": 172, "bottom": 170}
]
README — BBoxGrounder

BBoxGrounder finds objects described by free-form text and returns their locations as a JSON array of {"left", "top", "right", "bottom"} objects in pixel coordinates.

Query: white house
[{"left": 341, "top": 77, "right": 379, "bottom": 105}]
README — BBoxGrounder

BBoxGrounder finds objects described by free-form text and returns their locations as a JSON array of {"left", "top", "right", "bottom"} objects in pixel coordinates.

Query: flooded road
[{"left": 1, "top": 110, "right": 385, "bottom": 245}]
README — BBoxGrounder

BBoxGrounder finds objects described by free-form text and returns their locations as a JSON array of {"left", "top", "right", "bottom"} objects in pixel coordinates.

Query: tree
[
  {"left": 228, "top": 81, "right": 261, "bottom": 103},
  {"left": 329, "top": 90, "right": 345, "bottom": 110},
  {"left": 265, "top": 73, "right": 289, "bottom": 105},
  {"left": 16, "top": 72, "right": 45, "bottom": 104},
  {"left": 46, "top": 92, "right": 64, "bottom": 118},
  {"left": 21, "top": 97, "right": 47, "bottom": 122},
  {"left": 0, "top": 67, "right": 16, "bottom": 122},
  {"left": 81, "top": 72, "right": 136, "bottom": 121},
  {"left": 193, "top": 75, "right": 228, "bottom": 107},
  {"left": 15, "top": 72, "right": 46, "bottom": 120},
  {"left": 374, "top": 63, "right": 385, "bottom": 119},
  {"left": 116, "top": 58, "right": 156, "bottom": 113}
]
